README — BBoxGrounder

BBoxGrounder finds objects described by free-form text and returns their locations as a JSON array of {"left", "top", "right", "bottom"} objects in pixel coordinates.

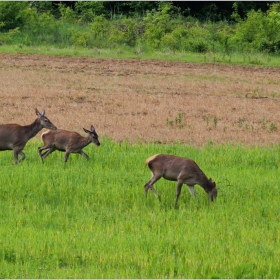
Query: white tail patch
[
  {"left": 41, "top": 130, "right": 51, "bottom": 141},
  {"left": 145, "top": 154, "right": 160, "bottom": 165}
]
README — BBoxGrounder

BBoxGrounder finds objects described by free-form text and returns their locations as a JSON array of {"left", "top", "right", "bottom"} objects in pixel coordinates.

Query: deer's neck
[
  {"left": 198, "top": 174, "right": 213, "bottom": 193},
  {"left": 23, "top": 119, "right": 43, "bottom": 140},
  {"left": 76, "top": 135, "right": 91, "bottom": 148}
]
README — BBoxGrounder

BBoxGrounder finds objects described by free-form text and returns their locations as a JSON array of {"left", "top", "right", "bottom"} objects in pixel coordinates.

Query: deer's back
[
  {"left": 146, "top": 154, "right": 206, "bottom": 182},
  {"left": 42, "top": 129, "right": 82, "bottom": 148},
  {"left": 0, "top": 124, "right": 24, "bottom": 135},
  {"left": 0, "top": 124, "right": 25, "bottom": 149},
  {"left": 146, "top": 154, "right": 199, "bottom": 169}
]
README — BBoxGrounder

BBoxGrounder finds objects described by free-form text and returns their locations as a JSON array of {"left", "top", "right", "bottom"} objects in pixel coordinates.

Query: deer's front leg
[
  {"left": 64, "top": 150, "right": 71, "bottom": 163},
  {"left": 187, "top": 185, "right": 195, "bottom": 196},
  {"left": 79, "top": 150, "right": 89, "bottom": 160},
  {"left": 144, "top": 173, "right": 161, "bottom": 201},
  {"left": 13, "top": 149, "right": 19, "bottom": 164}
]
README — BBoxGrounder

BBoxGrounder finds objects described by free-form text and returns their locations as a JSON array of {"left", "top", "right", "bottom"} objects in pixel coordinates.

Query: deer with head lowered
[
  {"left": 144, "top": 154, "right": 217, "bottom": 204},
  {"left": 0, "top": 108, "right": 57, "bottom": 164},
  {"left": 38, "top": 125, "right": 100, "bottom": 163}
]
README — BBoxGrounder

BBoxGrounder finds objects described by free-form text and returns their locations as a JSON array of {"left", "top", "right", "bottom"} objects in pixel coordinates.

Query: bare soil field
[{"left": 0, "top": 52, "right": 280, "bottom": 146}]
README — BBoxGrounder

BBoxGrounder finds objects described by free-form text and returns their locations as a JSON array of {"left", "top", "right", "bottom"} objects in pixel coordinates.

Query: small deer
[
  {"left": 0, "top": 108, "right": 57, "bottom": 164},
  {"left": 38, "top": 125, "right": 100, "bottom": 163},
  {"left": 144, "top": 154, "right": 217, "bottom": 204}
]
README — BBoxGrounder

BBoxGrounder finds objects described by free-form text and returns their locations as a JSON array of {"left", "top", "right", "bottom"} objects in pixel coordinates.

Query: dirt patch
[{"left": 1, "top": 52, "right": 280, "bottom": 146}]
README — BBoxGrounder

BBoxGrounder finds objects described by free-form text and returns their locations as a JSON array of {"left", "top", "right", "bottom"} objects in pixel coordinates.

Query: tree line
[{"left": 0, "top": 1, "right": 280, "bottom": 55}]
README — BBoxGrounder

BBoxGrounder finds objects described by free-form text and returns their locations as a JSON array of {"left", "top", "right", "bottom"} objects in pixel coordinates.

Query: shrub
[
  {"left": 0, "top": 2, "right": 28, "bottom": 31},
  {"left": 143, "top": 4, "right": 174, "bottom": 49},
  {"left": 74, "top": 2, "right": 107, "bottom": 23},
  {"left": 58, "top": 3, "right": 77, "bottom": 24},
  {"left": 260, "top": 3, "right": 280, "bottom": 53},
  {"left": 20, "top": 8, "right": 58, "bottom": 45},
  {"left": 0, "top": 26, "right": 20, "bottom": 45},
  {"left": 88, "top": 15, "right": 109, "bottom": 48},
  {"left": 69, "top": 27, "right": 91, "bottom": 47},
  {"left": 110, "top": 18, "right": 139, "bottom": 47},
  {"left": 160, "top": 26, "right": 188, "bottom": 51},
  {"left": 233, "top": 10, "right": 266, "bottom": 52},
  {"left": 183, "top": 24, "right": 211, "bottom": 53}
]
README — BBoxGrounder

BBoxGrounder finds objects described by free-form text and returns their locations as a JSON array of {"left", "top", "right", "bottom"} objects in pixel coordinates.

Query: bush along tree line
[{"left": 1, "top": 1, "right": 280, "bottom": 55}]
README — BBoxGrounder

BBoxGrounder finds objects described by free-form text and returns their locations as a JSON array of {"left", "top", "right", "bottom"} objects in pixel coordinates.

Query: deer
[
  {"left": 144, "top": 154, "right": 217, "bottom": 204},
  {"left": 38, "top": 125, "right": 100, "bottom": 163},
  {"left": 0, "top": 108, "right": 57, "bottom": 164}
]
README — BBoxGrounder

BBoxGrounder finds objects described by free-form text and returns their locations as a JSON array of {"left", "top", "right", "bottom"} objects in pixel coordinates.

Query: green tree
[
  {"left": 216, "top": 24, "right": 236, "bottom": 54},
  {"left": 29, "top": 2, "right": 54, "bottom": 15},
  {"left": 70, "top": 27, "right": 91, "bottom": 47},
  {"left": 160, "top": 26, "right": 187, "bottom": 51},
  {"left": 0, "top": 2, "right": 29, "bottom": 31},
  {"left": 233, "top": 9, "right": 266, "bottom": 52},
  {"left": 110, "top": 18, "right": 139, "bottom": 46},
  {"left": 184, "top": 23, "right": 210, "bottom": 53},
  {"left": 74, "top": 2, "right": 106, "bottom": 23},
  {"left": 260, "top": 3, "right": 280, "bottom": 53},
  {"left": 20, "top": 7, "right": 58, "bottom": 45},
  {"left": 143, "top": 3, "right": 174, "bottom": 49},
  {"left": 58, "top": 3, "right": 77, "bottom": 24},
  {"left": 88, "top": 15, "right": 110, "bottom": 47}
]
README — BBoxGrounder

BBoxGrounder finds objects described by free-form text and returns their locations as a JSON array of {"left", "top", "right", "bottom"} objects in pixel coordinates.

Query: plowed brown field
[{"left": 1, "top": 52, "right": 279, "bottom": 146}]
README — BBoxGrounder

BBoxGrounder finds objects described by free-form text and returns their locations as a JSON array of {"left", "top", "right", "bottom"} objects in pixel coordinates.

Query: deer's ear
[
  {"left": 41, "top": 109, "right": 45, "bottom": 116},
  {"left": 35, "top": 108, "right": 40, "bottom": 116},
  {"left": 91, "top": 125, "right": 96, "bottom": 132},
  {"left": 83, "top": 128, "right": 91, "bottom": 134}
]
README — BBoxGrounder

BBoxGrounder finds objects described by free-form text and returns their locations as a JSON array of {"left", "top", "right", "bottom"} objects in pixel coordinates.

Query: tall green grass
[
  {"left": 0, "top": 137, "right": 279, "bottom": 278},
  {"left": 1, "top": 44, "right": 280, "bottom": 67}
]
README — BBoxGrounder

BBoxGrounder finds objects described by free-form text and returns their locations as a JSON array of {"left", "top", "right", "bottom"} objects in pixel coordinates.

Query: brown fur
[
  {"left": 0, "top": 109, "right": 57, "bottom": 164},
  {"left": 38, "top": 125, "right": 100, "bottom": 163},
  {"left": 144, "top": 154, "right": 217, "bottom": 204}
]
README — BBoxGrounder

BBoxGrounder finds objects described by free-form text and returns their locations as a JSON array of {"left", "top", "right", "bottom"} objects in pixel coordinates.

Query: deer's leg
[
  {"left": 19, "top": 151, "right": 26, "bottom": 162},
  {"left": 13, "top": 149, "right": 19, "bottom": 164},
  {"left": 38, "top": 146, "right": 54, "bottom": 159},
  {"left": 41, "top": 147, "right": 55, "bottom": 160},
  {"left": 38, "top": 146, "right": 47, "bottom": 157},
  {"left": 144, "top": 173, "right": 161, "bottom": 201},
  {"left": 78, "top": 150, "right": 89, "bottom": 160},
  {"left": 64, "top": 150, "right": 71, "bottom": 162},
  {"left": 175, "top": 180, "right": 184, "bottom": 205},
  {"left": 187, "top": 185, "right": 195, "bottom": 197},
  {"left": 13, "top": 148, "right": 25, "bottom": 164}
]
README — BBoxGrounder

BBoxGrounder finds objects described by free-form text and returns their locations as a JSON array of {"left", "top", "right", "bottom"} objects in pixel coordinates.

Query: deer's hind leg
[
  {"left": 19, "top": 151, "right": 26, "bottom": 162},
  {"left": 39, "top": 147, "right": 55, "bottom": 161},
  {"left": 175, "top": 179, "right": 185, "bottom": 205}
]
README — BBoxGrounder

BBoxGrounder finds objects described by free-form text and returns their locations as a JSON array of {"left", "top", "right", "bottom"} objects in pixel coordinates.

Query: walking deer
[
  {"left": 0, "top": 109, "right": 57, "bottom": 164},
  {"left": 38, "top": 125, "right": 100, "bottom": 163},
  {"left": 144, "top": 154, "right": 217, "bottom": 204}
]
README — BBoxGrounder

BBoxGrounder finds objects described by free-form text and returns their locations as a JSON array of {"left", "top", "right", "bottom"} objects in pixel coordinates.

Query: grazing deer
[
  {"left": 144, "top": 154, "right": 217, "bottom": 204},
  {"left": 0, "top": 109, "right": 57, "bottom": 164},
  {"left": 38, "top": 125, "right": 100, "bottom": 163}
]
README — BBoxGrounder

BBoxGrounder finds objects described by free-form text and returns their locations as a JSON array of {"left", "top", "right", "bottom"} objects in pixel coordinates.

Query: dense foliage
[{"left": 0, "top": 1, "right": 280, "bottom": 55}]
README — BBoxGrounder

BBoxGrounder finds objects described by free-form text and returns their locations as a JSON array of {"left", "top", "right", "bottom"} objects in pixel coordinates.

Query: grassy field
[
  {"left": 0, "top": 49, "right": 279, "bottom": 278},
  {"left": 2, "top": 44, "right": 280, "bottom": 67},
  {"left": 0, "top": 137, "right": 279, "bottom": 278}
]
